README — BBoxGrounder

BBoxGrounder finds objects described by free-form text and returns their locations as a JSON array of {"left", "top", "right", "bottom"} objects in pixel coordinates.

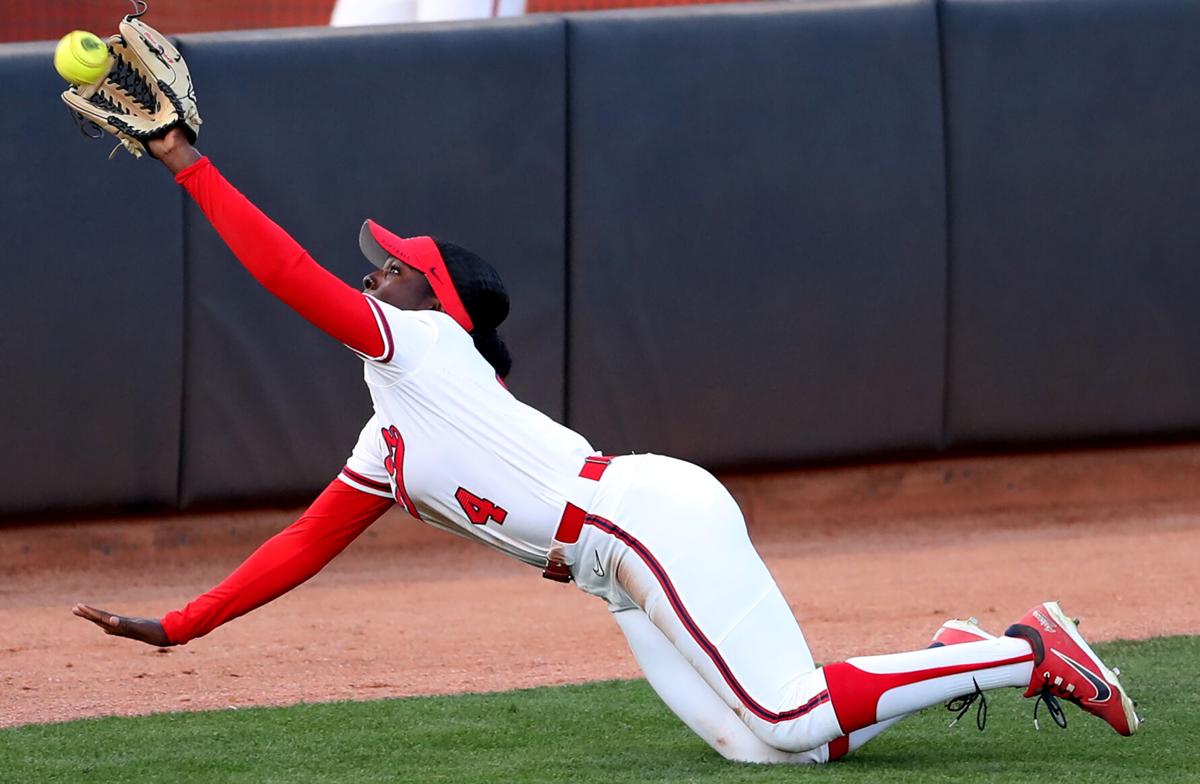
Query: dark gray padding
[
  {"left": 0, "top": 42, "right": 183, "bottom": 515},
  {"left": 942, "top": 0, "right": 1200, "bottom": 444},
  {"left": 176, "top": 20, "right": 566, "bottom": 506},
  {"left": 566, "top": 2, "right": 947, "bottom": 466}
]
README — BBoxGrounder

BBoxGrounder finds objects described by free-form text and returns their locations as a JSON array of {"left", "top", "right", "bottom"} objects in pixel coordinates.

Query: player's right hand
[{"left": 72, "top": 603, "right": 173, "bottom": 647}]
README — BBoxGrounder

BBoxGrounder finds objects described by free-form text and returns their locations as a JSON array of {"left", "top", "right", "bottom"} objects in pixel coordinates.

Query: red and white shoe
[
  {"left": 1005, "top": 601, "right": 1141, "bottom": 736},
  {"left": 928, "top": 617, "right": 995, "bottom": 647}
]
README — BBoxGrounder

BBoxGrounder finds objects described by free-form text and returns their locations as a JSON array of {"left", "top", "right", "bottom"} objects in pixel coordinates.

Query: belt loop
[
  {"left": 544, "top": 455, "right": 615, "bottom": 583},
  {"left": 580, "top": 454, "right": 613, "bottom": 481},
  {"left": 554, "top": 503, "right": 586, "bottom": 544},
  {"left": 543, "top": 502, "right": 587, "bottom": 583}
]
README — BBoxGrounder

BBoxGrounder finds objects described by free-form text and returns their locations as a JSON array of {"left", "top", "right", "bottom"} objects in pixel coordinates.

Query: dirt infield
[{"left": 3, "top": 443, "right": 1199, "bottom": 729}]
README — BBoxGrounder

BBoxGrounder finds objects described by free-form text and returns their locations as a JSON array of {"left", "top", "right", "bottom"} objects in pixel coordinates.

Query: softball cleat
[
  {"left": 1004, "top": 601, "right": 1141, "bottom": 736},
  {"left": 928, "top": 616, "right": 995, "bottom": 648}
]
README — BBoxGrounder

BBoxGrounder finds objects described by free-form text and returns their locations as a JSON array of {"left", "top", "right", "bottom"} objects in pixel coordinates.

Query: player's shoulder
[
  {"left": 362, "top": 298, "right": 475, "bottom": 376},
  {"left": 350, "top": 296, "right": 462, "bottom": 374},
  {"left": 371, "top": 298, "right": 461, "bottom": 335}
]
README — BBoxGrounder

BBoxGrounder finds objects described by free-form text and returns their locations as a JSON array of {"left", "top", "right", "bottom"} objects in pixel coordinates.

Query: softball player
[{"left": 75, "top": 128, "right": 1140, "bottom": 762}]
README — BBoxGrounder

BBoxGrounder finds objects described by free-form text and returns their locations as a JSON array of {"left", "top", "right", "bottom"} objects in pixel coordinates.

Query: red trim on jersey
[
  {"left": 360, "top": 220, "right": 474, "bottom": 334},
  {"left": 175, "top": 157, "right": 385, "bottom": 359},
  {"left": 827, "top": 735, "right": 850, "bottom": 761},
  {"left": 340, "top": 466, "right": 391, "bottom": 493},
  {"left": 381, "top": 425, "right": 421, "bottom": 520},
  {"left": 159, "top": 479, "right": 393, "bottom": 645},
  {"left": 582, "top": 513, "right": 831, "bottom": 725},
  {"left": 362, "top": 296, "right": 395, "bottom": 363},
  {"left": 822, "top": 654, "right": 1034, "bottom": 734}
]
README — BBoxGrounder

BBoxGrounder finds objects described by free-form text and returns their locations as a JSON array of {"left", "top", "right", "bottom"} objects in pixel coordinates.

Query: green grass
[{"left": 1, "top": 636, "right": 1195, "bottom": 784}]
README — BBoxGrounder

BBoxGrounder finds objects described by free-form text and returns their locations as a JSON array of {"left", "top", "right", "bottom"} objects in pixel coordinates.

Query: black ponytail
[
  {"left": 435, "top": 240, "right": 513, "bottom": 379},
  {"left": 471, "top": 328, "right": 513, "bottom": 379}
]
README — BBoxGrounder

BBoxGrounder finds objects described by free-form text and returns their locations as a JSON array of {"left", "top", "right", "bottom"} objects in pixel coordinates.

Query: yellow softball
[{"left": 54, "top": 30, "right": 111, "bottom": 86}]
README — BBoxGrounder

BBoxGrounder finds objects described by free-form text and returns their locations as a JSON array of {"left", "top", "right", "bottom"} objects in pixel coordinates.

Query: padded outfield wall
[{"left": 1, "top": 0, "right": 1198, "bottom": 515}]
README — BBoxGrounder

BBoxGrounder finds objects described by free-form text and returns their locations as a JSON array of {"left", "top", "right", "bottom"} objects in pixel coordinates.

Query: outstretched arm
[
  {"left": 145, "top": 129, "right": 387, "bottom": 359},
  {"left": 74, "top": 479, "right": 394, "bottom": 646}
]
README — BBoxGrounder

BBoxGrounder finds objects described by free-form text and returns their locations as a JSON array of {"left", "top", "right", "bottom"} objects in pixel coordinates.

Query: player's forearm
[
  {"left": 173, "top": 156, "right": 385, "bottom": 356},
  {"left": 161, "top": 480, "right": 393, "bottom": 644}
]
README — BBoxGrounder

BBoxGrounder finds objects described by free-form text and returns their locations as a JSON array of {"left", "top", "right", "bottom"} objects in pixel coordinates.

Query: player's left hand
[
  {"left": 60, "top": 14, "right": 202, "bottom": 159},
  {"left": 72, "top": 603, "right": 173, "bottom": 647}
]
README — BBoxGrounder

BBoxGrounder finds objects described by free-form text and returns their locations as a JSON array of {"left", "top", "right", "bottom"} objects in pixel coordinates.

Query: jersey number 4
[{"left": 455, "top": 487, "right": 508, "bottom": 525}]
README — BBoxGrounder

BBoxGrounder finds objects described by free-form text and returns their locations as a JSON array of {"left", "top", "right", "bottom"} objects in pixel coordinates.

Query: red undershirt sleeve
[
  {"left": 175, "top": 156, "right": 386, "bottom": 359},
  {"left": 160, "top": 479, "right": 394, "bottom": 645}
]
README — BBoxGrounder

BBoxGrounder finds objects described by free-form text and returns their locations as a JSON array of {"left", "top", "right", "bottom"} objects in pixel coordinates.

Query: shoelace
[
  {"left": 1032, "top": 686, "right": 1068, "bottom": 730},
  {"left": 946, "top": 678, "right": 988, "bottom": 731}
]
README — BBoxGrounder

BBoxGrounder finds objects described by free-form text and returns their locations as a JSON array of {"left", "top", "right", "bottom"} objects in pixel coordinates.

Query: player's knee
[
  {"left": 745, "top": 723, "right": 830, "bottom": 757},
  {"left": 709, "top": 732, "right": 825, "bottom": 764}
]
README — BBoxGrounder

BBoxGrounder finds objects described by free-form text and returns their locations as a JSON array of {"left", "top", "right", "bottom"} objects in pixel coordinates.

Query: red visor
[{"left": 358, "top": 219, "right": 474, "bottom": 333}]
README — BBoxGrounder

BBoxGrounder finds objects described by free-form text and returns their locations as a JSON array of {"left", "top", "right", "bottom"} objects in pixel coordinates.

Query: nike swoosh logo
[
  {"left": 592, "top": 550, "right": 605, "bottom": 578},
  {"left": 1052, "top": 649, "right": 1112, "bottom": 702}
]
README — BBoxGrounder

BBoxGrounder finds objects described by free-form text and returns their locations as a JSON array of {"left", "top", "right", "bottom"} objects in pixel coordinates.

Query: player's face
[{"left": 363, "top": 258, "right": 441, "bottom": 312}]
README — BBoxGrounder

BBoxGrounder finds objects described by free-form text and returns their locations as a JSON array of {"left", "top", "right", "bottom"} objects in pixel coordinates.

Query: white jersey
[{"left": 335, "top": 297, "right": 600, "bottom": 567}]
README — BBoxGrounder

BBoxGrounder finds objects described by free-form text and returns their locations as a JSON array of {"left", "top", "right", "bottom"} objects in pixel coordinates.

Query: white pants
[{"left": 571, "top": 455, "right": 1034, "bottom": 763}]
